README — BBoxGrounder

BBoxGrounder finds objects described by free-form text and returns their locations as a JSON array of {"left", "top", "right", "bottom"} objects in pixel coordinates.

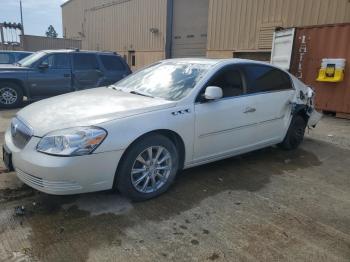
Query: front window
[
  {"left": 40, "top": 54, "right": 70, "bottom": 69},
  {"left": 18, "top": 51, "right": 47, "bottom": 67},
  {"left": 113, "top": 61, "right": 212, "bottom": 101}
]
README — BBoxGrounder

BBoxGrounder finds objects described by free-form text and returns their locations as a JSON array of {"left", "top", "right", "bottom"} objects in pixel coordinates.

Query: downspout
[{"left": 165, "top": 0, "right": 173, "bottom": 59}]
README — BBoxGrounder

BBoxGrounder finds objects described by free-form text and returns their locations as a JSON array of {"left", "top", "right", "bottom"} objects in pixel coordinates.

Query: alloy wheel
[
  {"left": 0, "top": 87, "right": 18, "bottom": 105},
  {"left": 131, "top": 146, "right": 172, "bottom": 194}
]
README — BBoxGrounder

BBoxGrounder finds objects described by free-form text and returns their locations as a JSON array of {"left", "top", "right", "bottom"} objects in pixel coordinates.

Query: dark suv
[{"left": 0, "top": 49, "right": 131, "bottom": 108}]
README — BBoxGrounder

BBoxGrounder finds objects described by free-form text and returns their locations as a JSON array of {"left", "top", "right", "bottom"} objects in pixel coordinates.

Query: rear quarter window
[
  {"left": 0, "top": 53, "right": 14, "bottom": 64},
  {"left": 100, "top": 55, "right": 125, "bottom": 71},
  {"left": 243, "top": 64, "right": 293, "bottom": 94}
]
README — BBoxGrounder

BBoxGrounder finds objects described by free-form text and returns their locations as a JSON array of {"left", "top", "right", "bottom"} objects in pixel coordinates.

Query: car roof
[
  {"left": 161, "top": 58, "right": 284, "bottom": 71},
  {"left": 39, "top": 49, "right": 120, "bottom": 55},
  {"left": 0, "top": 50, "right": 33, "bottom": 54}
]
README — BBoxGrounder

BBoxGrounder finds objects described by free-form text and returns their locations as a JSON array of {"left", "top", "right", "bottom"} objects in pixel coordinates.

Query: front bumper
[{"left": 4, "top": 129, "right": 124, "bottom": 195}]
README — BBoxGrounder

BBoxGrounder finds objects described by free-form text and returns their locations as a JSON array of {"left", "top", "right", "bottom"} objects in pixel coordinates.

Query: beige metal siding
[
  {"left": 21, "top": 35, "right": 82, "bottom": 51},
  {"left": 62, "top": 0, "right": 84, "bottom": 39},
  {"left": 62, "top": 0, "right": 167, "bottom": 69},
  {"left": 83, "top": 0, "right": 167, "bottom": 52},
  {"left": 207, "top": 0, "right": 350, "bottom": 53},
  {"left": 62, "top": 0, "right": 113, "bottom": 39},
  {"left": 62, "top": 0, "right": 167, "bottom": 51}
]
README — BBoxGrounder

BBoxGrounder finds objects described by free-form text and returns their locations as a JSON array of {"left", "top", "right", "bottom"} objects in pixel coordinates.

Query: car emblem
[{"left": 171, "top": 109, "right": 191, "bottom": 116}]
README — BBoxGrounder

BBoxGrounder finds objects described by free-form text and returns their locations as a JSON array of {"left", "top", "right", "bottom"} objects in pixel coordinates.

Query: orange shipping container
[{"left": 289, "top": 23, "right": 350, "bottom": 115}]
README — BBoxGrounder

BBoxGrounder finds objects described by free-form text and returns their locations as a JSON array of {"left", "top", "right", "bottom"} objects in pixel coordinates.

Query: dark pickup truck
[{"left": 0, "top": 49, "right": 131, "bottom": 108}]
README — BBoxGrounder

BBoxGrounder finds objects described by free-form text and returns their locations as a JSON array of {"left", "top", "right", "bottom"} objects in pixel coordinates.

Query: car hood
[
  {"left": 0, "top": 64, "right": 29, "bottom": 71},
  {"left": 17, "top": 87, "right": 177, "bottom": 137}
]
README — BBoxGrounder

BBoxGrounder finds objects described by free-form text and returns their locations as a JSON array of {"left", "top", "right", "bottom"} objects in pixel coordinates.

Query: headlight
[{"left": 37, "top": 127, "right": 107, "bottom": 156}]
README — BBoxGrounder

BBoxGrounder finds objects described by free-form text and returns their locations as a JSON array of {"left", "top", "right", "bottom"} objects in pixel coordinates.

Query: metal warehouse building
[{"left": 62, "top": 0, "right": 350, "bottom": 70}]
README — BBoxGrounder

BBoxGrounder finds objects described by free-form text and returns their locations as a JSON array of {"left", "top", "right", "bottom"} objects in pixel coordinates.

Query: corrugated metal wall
[
  {"left": 21, "top": 35, "right": 82, "bottom": 51},
  {"left": 61, "top": 0, "right": 84, "bottom": 39},
  {"left": 62, "top": 0, "right": 114, "bottom": 40},
  {"left": 83, "top": 0, "right": 167, "bottom": 51},
  {"left": 62, "top": 0, "right": 167, "bottom": 69},
  {"left": 62, "top": 0, "right": 350, "bottom": 65},
  {"left": 207, "top": 0, "right": 350, "bottom": 57}
]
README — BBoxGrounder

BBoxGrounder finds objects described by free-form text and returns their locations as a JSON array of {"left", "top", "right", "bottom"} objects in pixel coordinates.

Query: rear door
[
  {"left": 28, "top": 53, "right": 72, "bottom": 98},
  {"left": 72, "top": 53, "right": 104, "bottom": 90},
  {"left": 99, "top": 54, "right": 130, "bottom": 85},
  {"left": 241, "top": 64, "right": 295, "bottom": 143}
]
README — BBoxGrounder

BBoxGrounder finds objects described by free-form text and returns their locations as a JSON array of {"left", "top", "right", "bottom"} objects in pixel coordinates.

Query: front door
[
  {"left": 194, "top": 65, "right": 259, "bottom": 161},
  {"left": 29, "top": 53, "right": 72, "bottom": 98}
]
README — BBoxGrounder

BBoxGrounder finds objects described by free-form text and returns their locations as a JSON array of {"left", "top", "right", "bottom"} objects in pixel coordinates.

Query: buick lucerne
[{"left": 3, "top": 59, "right": 322, "bottom": 201}]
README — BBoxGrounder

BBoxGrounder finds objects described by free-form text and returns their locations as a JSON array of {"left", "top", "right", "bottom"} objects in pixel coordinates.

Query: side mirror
[
  {"left": 204, "top": 86, "right": 223, "bottom": 101},
  {"left": 38, "top": 62, "right": 49, "bottom": 70}
]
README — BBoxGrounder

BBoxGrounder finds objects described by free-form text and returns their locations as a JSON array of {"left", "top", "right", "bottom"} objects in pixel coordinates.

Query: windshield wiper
[{"left": 130, "top": 91, "right": 154, "bottom": 98}]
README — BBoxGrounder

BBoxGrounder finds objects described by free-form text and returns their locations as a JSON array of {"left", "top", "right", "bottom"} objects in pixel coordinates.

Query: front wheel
[
  {"left": 279, "top": 115, "right": 307, "bottom": 150},
  {"left": 116, "top": 134, "right": 179, "bottom": 201},
  {"left": 0, "top": 82, "right": 23, "bottom": 108}
]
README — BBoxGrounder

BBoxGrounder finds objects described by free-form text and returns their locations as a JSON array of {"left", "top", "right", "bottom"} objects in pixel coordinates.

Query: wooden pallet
[{"left": 336, "top": 112, "right": 350, "bottom": 120}]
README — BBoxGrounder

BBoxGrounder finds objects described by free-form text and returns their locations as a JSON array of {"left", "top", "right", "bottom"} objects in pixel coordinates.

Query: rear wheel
[
  {"left": 279, "top": 115, "right": 307, "bottom": 150},
  {"left": 0, "top": 82, "right": 23, "bottom": 108},
  {"left": 116, "top": 134, "right": 179, "bottom": 201}
]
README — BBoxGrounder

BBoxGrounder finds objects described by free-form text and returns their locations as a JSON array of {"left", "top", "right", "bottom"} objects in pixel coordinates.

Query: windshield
[
  {"left": 18, "top": 51, "right": 47, "bottom": 67},
  {"left": 113, "top": 61, "right": 213, "bottom": 101}
]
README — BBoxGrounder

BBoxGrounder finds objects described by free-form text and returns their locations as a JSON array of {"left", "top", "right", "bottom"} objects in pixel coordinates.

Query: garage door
[{"left": 171, "top": 0, "right": 209, "bottom": 58}]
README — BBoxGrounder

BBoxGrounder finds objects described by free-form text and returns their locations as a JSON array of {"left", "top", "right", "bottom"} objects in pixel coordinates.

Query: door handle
[
  {"left": 96, "top": 70, "right": 104, "bottom": 76},
  {"left": 244, "top": 107, "right": 256, "bottom": 113},
  {"left": 63, "top": 74, "right": 71, "bottom": 78}
]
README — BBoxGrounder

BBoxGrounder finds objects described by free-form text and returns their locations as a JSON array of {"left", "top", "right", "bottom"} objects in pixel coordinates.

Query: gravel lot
[{"left": 0, "top": 109, "right": 349, "bottom": 262}]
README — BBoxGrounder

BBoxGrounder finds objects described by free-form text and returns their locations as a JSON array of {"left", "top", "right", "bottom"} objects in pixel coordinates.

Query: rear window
[
  {"left": 100, "top": 55, "right": 125, "bottom": 71},
  {"left": 0, "top": 53, "right": 14, "bottom": 64},
  {"left": 243, "top": 64, "right": 293, "bottom": 94},
  {"left": 73, "top": 53, "right": 99, "bottom": 70}
]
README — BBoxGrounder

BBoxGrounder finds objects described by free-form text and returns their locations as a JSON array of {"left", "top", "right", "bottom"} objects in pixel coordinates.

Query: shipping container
[{"left": 272, "top": 23, "right": 350, "bottom": 117}]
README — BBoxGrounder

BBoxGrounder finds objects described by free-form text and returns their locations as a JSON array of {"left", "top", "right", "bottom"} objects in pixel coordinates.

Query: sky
[{"left": 0, "top": 0, "right": 69, "bottom": 38}]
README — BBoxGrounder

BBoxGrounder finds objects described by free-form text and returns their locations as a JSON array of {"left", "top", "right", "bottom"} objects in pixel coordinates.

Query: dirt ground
[{"left": 0, "top": 109, "right": 349, "bottom": 262}]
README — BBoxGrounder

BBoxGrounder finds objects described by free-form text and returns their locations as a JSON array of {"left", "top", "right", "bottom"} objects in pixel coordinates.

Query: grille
[{"left": 11, "top": 117, "right": 33, "bottom": 149}]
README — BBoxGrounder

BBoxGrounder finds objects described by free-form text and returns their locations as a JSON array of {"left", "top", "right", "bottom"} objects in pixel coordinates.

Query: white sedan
[{"left": 3, "top": 59, "right": 321, "bottom": 201}]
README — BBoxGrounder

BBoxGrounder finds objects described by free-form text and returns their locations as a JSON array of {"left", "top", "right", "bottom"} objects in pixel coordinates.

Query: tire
[
  {"left": 0, "top": 82, "right": 23, "bottom": 108},
  {"left": 279, "top": 115, "right": 307, "bottom": 150},
  {"left": 116, "top": 134, "right": 179, "bottom": 201}
]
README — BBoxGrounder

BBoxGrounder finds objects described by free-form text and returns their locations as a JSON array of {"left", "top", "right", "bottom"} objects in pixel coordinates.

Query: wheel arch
[
  {"left": 113, "top": 129, "right": 186, "bottom": 189},
  {"left": 0, "top": 79, "right": 29, "bottom": 97},
  {"left": 293, "top": 104, "right": 310, "bottom": 123}
]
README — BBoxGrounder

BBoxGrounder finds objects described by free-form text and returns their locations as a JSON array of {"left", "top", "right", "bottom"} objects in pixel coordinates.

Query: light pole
[{"left": 20, "top": 0, "right": 24, "bottom": 35}]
